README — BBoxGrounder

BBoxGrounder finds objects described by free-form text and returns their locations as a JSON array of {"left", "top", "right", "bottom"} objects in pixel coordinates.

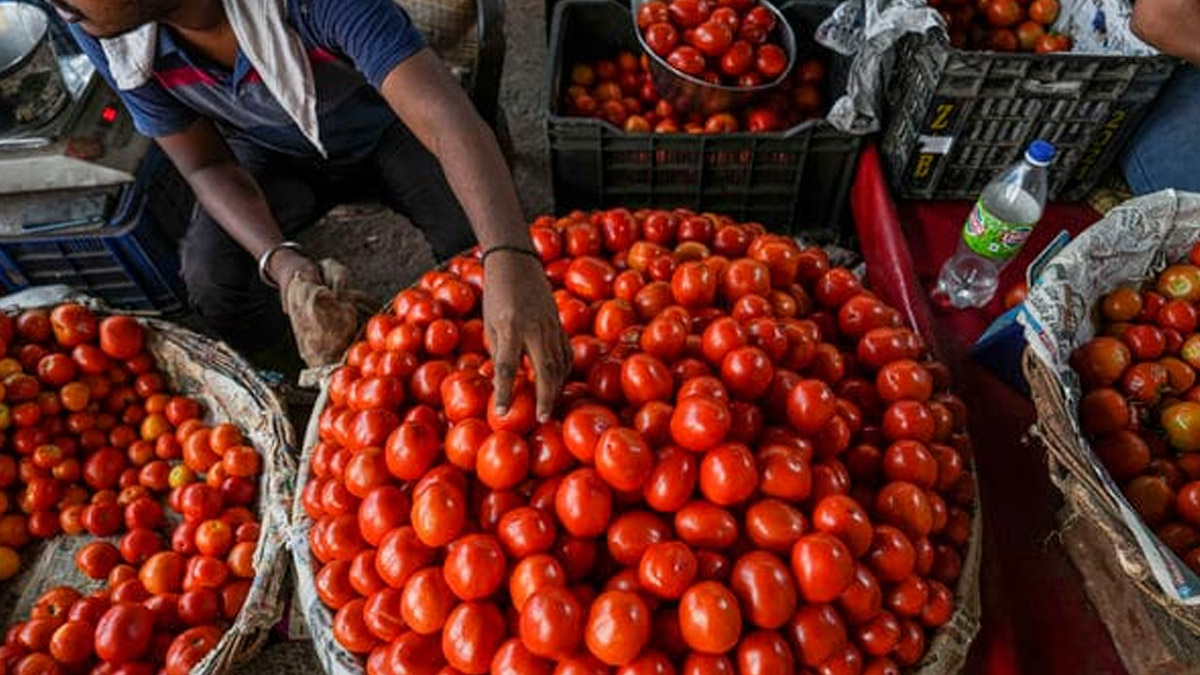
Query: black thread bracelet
[{"left": 480, "top": 244, "right": 540, "bottom": 266}]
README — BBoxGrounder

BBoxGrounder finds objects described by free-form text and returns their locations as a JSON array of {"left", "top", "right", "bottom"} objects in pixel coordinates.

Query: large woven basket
[
  {"left": 289, "top": 253, "right": 983, "bottom": 675},
  {"left": 0, "top": 286, "right": 296, "bottom": 675}
]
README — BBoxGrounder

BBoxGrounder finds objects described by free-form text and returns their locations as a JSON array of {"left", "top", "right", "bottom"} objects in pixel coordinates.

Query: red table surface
[{"left": 850, "top": 145, "right": 1130, "bottom": 675}]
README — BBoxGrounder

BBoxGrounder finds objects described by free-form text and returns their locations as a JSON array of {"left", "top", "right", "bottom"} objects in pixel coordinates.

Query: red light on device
[{"left": 100, "top": 106, "right": 119, "bottom": 124}]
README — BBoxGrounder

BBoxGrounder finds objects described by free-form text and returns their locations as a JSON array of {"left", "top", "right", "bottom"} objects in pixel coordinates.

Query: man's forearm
[
  {"left": 185, "top": 162, "right": 288, "bottom": 261},
  {"left": 156, "top": 122, "right": 291, "bottom": 265},
  {"left": 379, "top": 51, "right": 532, "bottom": 255},
  {"left": 427, "top": 108, "right": 533, "bottom": 253}
]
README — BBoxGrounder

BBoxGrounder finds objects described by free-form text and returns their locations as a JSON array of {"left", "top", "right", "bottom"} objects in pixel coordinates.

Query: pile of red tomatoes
[
  {"left": 305, "top": 209, "right": 976, "bottom": 675},
  {"left": 564, "top": 51, "right": 827, "bottom": 133},
  {"left": 0, "top": 304, "right": 264, "bottom": 675},
  {"left": 636, "top": 0, "right": 790, "bottom": 86},
  {"left": 931, "top": 0, "right": 1072, "bottom": 53},
  {"left": 1072, "top": 247, "right": 1200, "bottom": 575}
]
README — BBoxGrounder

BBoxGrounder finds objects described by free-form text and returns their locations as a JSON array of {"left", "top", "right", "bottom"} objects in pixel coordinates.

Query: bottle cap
[{"left": 1025, "top": 140, "right": 1056, "bottom": 167}]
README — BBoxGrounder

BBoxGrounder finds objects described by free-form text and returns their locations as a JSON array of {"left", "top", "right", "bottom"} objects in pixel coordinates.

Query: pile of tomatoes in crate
[
  {"left": 1071, "top": 249, "right": 1200, "bottom": 576},
  {"left": 564, "top": 51, "right": 826, "bottom": 133},
  {"left": 0, "top": 304, "right": 264, "bottom": 675},
  {"left": 305, "top": 208, "right": 976, "bottom": 675},
  {"left": 930, "top": 0, "right": 1072, "bottom": 53},
  {"left": 635, "top": 0, "right": 790, "bottom": 86}
]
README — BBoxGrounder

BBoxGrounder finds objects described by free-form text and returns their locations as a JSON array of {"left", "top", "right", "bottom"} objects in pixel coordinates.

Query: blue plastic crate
[{"left": 0, "top": 147, "right": 193, "bottom": 313}]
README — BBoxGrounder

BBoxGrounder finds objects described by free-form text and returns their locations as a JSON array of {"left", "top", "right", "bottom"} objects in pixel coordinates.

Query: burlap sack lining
[{"left": 1026, "top": 350, "right": 1200, "bottom": 637}]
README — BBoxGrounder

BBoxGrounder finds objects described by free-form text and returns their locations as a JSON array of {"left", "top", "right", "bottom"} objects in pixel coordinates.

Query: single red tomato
[
  {"left": 720, "top": 40, "right": 754, "bottom": 76},
  {"left": 443, "top": 601, "right": 508, "bottom": 673},
  {"left": 585, "top": 590, "right": 652, "bottom": 666},
  {"left": 669, "top": 0, "right": 713, "bottom": 27},
  {"left": 985, "top": 0, "right": 1022, "bottom": 25},
  {"left": 94, "top": 603, "right": 155, "bottom": 664},
  {"left": 670, "top": 396, "right": 731, "bottom": 452},
  {"left": 690, "top": 20, "right": 734, "bottom": 57},
  {"left": 49, "top": 303, "right": 98, "bottom": 348},
  {"left": 754, "top": 44, "right": 788, "bottom": 79},
  {"left": 1028, "top": 0, "right": 1059, "bottom": 22},
  {"left": 787, "top": 603, "right": 848, "bottom": 667},
  {"left": 1034, "top": 32, "right": 1072, "bottom": 52},
  {"left": 520, "top": 586, "right": 585, "bottom": 659},
  {"left": 165, "top": 625, "right": 223, "bottom": 675}
]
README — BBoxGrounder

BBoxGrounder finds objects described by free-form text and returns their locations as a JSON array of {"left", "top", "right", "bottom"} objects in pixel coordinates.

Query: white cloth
[{"left": 99, "top": 0, "right": 326, "bottom": 156}]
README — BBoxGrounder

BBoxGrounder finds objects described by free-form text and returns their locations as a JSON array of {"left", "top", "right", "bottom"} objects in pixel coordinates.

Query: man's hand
[
  {"left": 270, "top": 247, "right": 322, "bottom": 297},
  {"left": 483, "top": 251, "right": 572, "bottom": 422},
  {"left": 377, "top": 52, "right": 571, "bottom": 414},
  {"left": 281, "top": 255, "right": 368, "bottom": 369}
]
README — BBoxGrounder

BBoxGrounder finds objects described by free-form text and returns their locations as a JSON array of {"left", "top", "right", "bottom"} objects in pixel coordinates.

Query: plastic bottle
[{"left": 934, "top": 139, "right": 1057, "bottom": 309}]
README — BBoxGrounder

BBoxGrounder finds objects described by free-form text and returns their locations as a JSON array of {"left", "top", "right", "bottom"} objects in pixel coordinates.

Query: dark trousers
[{"left": 179, "top": 122, "right": 476, "bottom": 354}]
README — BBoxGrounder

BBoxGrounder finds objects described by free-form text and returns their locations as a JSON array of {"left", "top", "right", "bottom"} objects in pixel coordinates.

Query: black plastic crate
[
  {"left": 882, "top": 30, "right": 1177, "bottom": 201},
  {"left": 547, "top": 0, "right": 863, "bottom": 241},
  {"left": 0, "top": 146, "right": 194, "bottom": 313}
]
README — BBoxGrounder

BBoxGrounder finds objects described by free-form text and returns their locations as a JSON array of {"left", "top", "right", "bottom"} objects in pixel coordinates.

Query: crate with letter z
[{"left": 881, "top": 18, "right": 1176, "bottom": 201}]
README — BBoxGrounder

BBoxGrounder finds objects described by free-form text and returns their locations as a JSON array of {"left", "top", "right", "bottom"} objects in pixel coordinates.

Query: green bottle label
[{"left": 962, "top": 201, "right": 1034, "bottom": 262}]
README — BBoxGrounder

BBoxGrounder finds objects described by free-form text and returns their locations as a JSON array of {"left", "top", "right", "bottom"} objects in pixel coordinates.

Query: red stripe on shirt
[
  {"left": 154, "top": 66, "right": 218, "bottom": 88},
  {"left": 308, "top": 47, "right": 338, "bottom": 63},
  {"left": 239, "top": 50, "right": 336, "bottom": 86}
]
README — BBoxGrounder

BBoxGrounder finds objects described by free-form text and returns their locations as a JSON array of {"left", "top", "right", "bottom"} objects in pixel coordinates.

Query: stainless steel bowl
[
  {"left": 0, "top": 2, "right": 70, "bottom": 134},
  {"left": 633, "top": 0, "right": 797, "bottom": 116}
]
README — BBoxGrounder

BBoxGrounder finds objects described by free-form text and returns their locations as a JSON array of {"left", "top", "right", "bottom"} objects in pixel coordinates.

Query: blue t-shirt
[{"left": 69, "top": 0, "right": 426, "bottom": 158}]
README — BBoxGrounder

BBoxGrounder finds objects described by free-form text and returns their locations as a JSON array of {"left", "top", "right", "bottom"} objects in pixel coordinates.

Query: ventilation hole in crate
[
  {"left": 611, "top": 150, "right": 654, "bottom": 167},
  {"left": 652, "top": 149, "right": 701, "bottom": 167},
  {"left": 981, "top": 77, "right": 1022, "bottom": 97},
  {"left": 942, "top": 74, "right": 984, "bottom": 97},
  {"left": 643, "top": 169, "right": 702, "bottom": 190},
  {"left": 60, "top": 240, "right": 109, "bottom": 255},
  {"left": 757, "top": 151, "right": 802, "bottom": 168},
  {"left": 986, "top": 144, "right": 1019, "bottom": 166},
  {"left": 944, "top": 58, "right": 987, "bottom": 79},
  {"left": 1088, "top": 80, "right": 1127, "bottom": 98},
  {"left": 942, "top": 167, "right": 976, "bottom": 188},
  {"left": 1018, "top": 98, "right": 1044, "bottom": 118},
  {"left": 1001, "top": 60, "right": 1034, "bottom": 79},
  {"left": 79, "top": 269, "right": 138, "bottom": 288}
]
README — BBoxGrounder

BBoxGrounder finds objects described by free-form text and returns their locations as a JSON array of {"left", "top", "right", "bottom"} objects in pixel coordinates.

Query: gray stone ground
[{"left": 237, "top": 3, "right": 552, "bottom": 671}]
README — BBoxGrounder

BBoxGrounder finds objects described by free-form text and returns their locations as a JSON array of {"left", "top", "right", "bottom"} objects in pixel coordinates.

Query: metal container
[
  {"left": 633, "top": 0, "right": 796, "bottom": 115},
  {"left": 0, "top": 2, "right": 70, "bottom": 135}
]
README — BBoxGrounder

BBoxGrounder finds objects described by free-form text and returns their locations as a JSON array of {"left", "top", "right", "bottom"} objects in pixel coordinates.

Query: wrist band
[
  {"left": 257, "top": 241, "right": 303, "bottom": 289},
  {"left": 480, "top": 244, "right": 539, "bottom": 266}
]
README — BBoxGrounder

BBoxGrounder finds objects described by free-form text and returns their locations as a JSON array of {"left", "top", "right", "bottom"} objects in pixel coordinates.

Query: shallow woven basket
[
  {"left": 289, "top": 252, "right": 982, "bottom": 675},
  {"left": 0, "top": 286, "right": 296, "bottom": 675},
  {"left": 1021, "top": 190, "right": 1200, "bottom": 672},
  {"left": 1027, "top": 350, "right": 1200, "bottom": 666}
]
